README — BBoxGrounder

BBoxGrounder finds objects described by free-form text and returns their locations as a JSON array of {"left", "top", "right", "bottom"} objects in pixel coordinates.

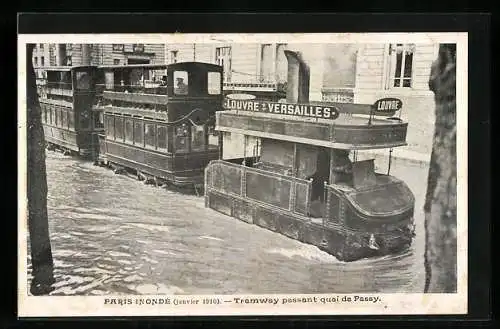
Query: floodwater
[{"left": 26, "top": 151, "right": 429, "bottom": 295}]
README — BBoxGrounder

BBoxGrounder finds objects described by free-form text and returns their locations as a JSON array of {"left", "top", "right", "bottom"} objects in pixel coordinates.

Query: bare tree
[
  {"left": 26, "top": 44, "right": 55, "bottom": 295},
  {"left": 424, "top": 44, "right": 457, "bottom": 293}
]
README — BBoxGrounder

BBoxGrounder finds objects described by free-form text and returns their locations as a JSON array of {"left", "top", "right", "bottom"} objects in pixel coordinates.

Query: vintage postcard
[{"left": 18, "top": 32, "right": 467, "bottom": 317}]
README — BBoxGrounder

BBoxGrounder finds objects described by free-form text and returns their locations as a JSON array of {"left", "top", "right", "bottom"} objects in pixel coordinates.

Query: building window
[
  {"left": 215, "top": 47, "right": 232, "bottom": 82},
  {"left": 39, "top": 44, "right": 44, "bottom": 50},
  {"left": 34, "top": 57, "right": 38, "bottom": 66},
  {"left": 113, "top": 59, "right": 120, "bottom": 65},
  {"left": 387, "top": 43, "right": 415, "bottom": 88},
  {"left": 170, "top": 50, "right": 178, "bottom": 63},
  {"left": 40, "top": 56, "right": 45, "bottom": 67},
  {"left": 112, "top": 44, "right": 124, "bottom": 52},
  {"left": 66, "top": 56, "right": 72, "bottom": 66},
  {"left": 67, "top": 44, "right": 73, "bottom": 50},
  {"left": 133, "top": 44, "right": 145, "bottom": 53}
]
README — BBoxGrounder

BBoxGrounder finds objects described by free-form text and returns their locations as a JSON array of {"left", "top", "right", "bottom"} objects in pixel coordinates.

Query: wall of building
[
  {"left": 322, "top": 44, "right": 358, "bottom": 89},
  {"left": 166, "top": 43, "right": 288, "bottom": 84},
  {"left": 353, "top": 43, "right": 439, "bottom": 155}
]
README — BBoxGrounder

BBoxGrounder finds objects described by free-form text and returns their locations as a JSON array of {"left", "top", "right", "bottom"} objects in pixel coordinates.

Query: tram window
[
  {"left": 208, "top": 132, "right": 219, "bottom": 150},
  {"left": 49, "top": 107, "right": 54, "bottom": 125},
  {"left": 173, "top": 71, "right": 188, "bottom": 95},
  {"left": 94, "top": 111, "right": 104, "bottom": 129},
  {"left": 208, "top": 72, "right": 222, "bottom": 95},
  {"left": 79, "top": 111, "right": 91, "bottom": 129},
  {"left": 115, "top": 117, "right": 124, "bottom": 141},
  {"left": 145, "top": 123, "right": 156, "bottom": 149},
  {"left": 43, "top": 106, "right": 48, "bottom": 123},
  {"left": 167, "top": 126, "right": 174, "bottom": 151},
  {"left": 191, "top": 124, "right": 206, "bottom": 151},
  {"left": 68, "top": 111, "right": 74, "bottom": 129},
  {"left": 60, "top": 108, "right": 65, "bottom": 127},
  {"left": 54, "top": 108, "right": 59, "bottom": 126},
  {"left": 175, "top": 124, "right": 189, "bottom": 153},
  {"left": 75, "top": 72, "right": 91, "bottom": 90},
  {"left": 134, "top": 121, "right": 144, "bottom": 146},
  {"left": 61, "top": 109, "right": 67, "bottom": 128},
  {"left": 157, "top": 125, "right": 168, "bottom": 151},
  {"left": 105, "top": 116, "right": 115, "bottom": 139},
  {"left": 105, "top": 72, "right": 114, "bottom": 90},
  {"left": 124, "top": 119, "right": 134, "bottom": 144}
]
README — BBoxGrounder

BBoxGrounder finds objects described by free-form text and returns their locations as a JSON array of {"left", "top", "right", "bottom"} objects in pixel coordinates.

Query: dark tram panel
[
  {"left": 37, "top": 65, "right": 103, "bottom": 159},
  {"left": 95, "top": 62, "right": 224, "bottom": 192}
]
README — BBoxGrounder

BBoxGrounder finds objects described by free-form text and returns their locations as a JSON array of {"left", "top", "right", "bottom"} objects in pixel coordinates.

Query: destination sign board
[
  {"left": 223, "top": 99, "right": 340, "bottom": 120},
  {"left": 371, "top": 98, "right": 403, "bottom": 116}
]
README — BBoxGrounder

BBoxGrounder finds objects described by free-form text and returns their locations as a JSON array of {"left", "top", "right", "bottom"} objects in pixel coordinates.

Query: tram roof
[
  {"left": 98, "top": 62, "right": 222, "bottom": 71},
  {"left": 35, "top": 65, "right": 97, "bottom": 72}
]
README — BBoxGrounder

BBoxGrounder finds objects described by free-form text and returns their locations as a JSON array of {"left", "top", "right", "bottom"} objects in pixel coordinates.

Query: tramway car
[
  {"left": 37, "top": 65, "right": 103, "bottom": 158},
  {"left": 95, "top": 62, "right": 224, "bottom": 193},
  {"left": 204, "top": 51, "right": 416, "bottom": 262}
]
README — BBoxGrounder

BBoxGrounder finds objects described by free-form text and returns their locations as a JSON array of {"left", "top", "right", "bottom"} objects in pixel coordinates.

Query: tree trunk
[
  {"left": 26, "top": 44, "right": 55, "bottom": 295},
  {"left": 424, "top": 44, "right": 457, "bottom": 293}
]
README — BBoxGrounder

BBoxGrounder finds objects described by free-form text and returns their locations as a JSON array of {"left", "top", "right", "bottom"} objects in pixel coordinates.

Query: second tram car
[
  {"left": 38, "top": 65, "right": 103, "bottom": 158},
  {"left": 95, "top": 62, "right": 224, "bottom": 192},
  {"left": 204, "top": 51, "right": 416, "bottom": 262}
]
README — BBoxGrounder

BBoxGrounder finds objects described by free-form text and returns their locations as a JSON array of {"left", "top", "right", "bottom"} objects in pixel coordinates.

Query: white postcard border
[{"left": 17, "top": 32, "right": 468, "bottom": 317}]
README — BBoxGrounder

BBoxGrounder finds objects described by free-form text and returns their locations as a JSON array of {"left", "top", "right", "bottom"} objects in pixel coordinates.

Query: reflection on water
[{"left": 27, "top": 151, "right": 428, "bottom": 295}]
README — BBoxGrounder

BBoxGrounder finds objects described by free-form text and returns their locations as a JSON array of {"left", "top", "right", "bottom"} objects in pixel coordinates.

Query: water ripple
[{"left": 27, "top": 151, "right": 428, "bottom": 295}]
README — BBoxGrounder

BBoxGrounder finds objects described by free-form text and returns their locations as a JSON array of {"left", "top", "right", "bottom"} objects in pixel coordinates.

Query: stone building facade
[
  {"left": 32, "top": 43, "right": 165, "bottom": 67},
  {"left": 288, "top": 42, "right": 438, "bottom": 155},
  {"left": 32, "top": 42, "right": 437, "bottom": 156},
  {"left": 352, "top": 43, "right": 439, "bottom": 155}
]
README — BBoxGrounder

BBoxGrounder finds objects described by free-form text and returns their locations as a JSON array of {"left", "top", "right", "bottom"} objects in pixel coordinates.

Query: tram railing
[
  {"left": 95, "top": 83, "right": 169, "bottom": 96},
  {"left": 206, "top": 160, "right": 313, "bottom": 216}
]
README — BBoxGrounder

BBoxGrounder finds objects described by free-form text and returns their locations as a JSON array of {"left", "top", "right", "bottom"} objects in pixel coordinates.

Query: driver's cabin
[{"left": 37, "top": 65, "right": 102, "bottom": 157}]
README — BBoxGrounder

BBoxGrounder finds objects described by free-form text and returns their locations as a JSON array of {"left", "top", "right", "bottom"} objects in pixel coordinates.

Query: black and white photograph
[{"left": 18, "top": 33, "right": 467, "bottom": 316}]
